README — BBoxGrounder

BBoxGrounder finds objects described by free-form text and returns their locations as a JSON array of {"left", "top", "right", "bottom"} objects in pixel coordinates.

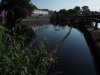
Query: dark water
[{"left": 29, "top": 23, "right": 96, "bottom": 75}]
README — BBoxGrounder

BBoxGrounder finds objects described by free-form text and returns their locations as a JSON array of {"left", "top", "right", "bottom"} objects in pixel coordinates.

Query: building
[{"left": 32, "top": 9, "right": 49, "bottom": 16}]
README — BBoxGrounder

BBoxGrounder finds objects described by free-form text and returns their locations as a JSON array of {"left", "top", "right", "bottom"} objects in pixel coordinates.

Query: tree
[
  {"left": 50, "top": 11, "right": 59, "bottom": 20},
  {"left": 0, "top": 0, "right": 37, "bottom": 29},
  {"left": 1, "top": 0, "right": 37, "bottom": 16},
  {"left": 74, "top": 6, "right": 81, "bottom": 15},
  {"left": 59, "top": 9, "right": 67, "bottom": 14},
  {"left": 58, "top": 9, "right": 67, "bottom": 19},
  {"left": 82, "top": 6, "right": 90, "bottom": 16},
  {"left": 67, "top": 9, "right": 75, "bottom": 16}
]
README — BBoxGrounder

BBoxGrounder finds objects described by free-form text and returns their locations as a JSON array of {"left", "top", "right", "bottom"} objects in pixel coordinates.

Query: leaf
[
  {"left": 44, "top": 60, "right": 48, "bottom": 65},
  {"left": 3, "top": 55, "right": 11, "bottom": 66},
  {"left": 34, "top": 68, "right": 39, "bottom": 75},
  {"left": 21, "top": 71, "right": 25, "bottom": 75},
  {"left": 36, "top": 50, "right": 39, "bottom": 57},
  {"left": 25, "top": 56, "right": 30, "bottom": 64},
  {"left": 20, "top": 41, "right": 24, "bottom": 47},
  {"left": 14, "top": 52, "right": 19, "bottom": 59},
  {"left": 22, "top": 66, "right": 28, "bottom": 73}
]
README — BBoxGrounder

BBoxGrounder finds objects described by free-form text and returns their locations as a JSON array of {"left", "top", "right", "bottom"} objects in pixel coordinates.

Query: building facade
[{"left": 32, "top": 9, "right": 49, "bottom": 16}]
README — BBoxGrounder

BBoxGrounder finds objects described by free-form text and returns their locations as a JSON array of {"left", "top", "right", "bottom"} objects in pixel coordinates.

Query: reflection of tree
[
  {"left": 49, "top": 26, "right": 72, "bottom": 55},
  {"left": 51, "top": 21, "right": 67, "bottom": 27},
  {"left": 14, "top": 24, "right": 36, "bottom": 48},
  {"left": 31, "top": 24, "right": 49, "bottom": 32},
  {"left": 25, "top": 26, "right": 36, "bottom": 48},
  {"left": 54, "top": 26, "right": 60, "bottom": 31}
]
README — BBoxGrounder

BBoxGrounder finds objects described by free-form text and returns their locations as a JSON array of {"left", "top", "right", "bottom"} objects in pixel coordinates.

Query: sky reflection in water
[{"left": 31, "top": 23, "right": 96, "bottom": 75}]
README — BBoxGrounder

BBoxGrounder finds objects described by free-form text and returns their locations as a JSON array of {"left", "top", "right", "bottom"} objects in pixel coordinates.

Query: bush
[{"left": 0, "top": 25, "right": 56, "bottom": 75}]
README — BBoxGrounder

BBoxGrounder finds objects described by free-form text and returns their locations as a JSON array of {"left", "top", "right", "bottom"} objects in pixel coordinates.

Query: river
[{"left": 27, "top": 22, "right": 96, "bottom": 75}]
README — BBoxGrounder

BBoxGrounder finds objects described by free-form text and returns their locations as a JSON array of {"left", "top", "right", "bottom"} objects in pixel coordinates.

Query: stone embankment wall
[{"left": 21, "top": 15, "right": 50, "bottom": 23}]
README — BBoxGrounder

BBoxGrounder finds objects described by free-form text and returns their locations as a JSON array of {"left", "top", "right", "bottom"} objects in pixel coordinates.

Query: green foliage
[
  {"left": 82, "top": 6, "right": 90, "bottom": 16},
  {"left": 74, "top": 6, "right": 81, "bottom": 15},
  {"left": 1, "top": 0, "right": 37, "bottom": 16},
  {"left": 0, "top": 25, "right": 56, "bottom": 75},
  {"left": 50, "top": 6, "right": 91, "bottom": 20}
]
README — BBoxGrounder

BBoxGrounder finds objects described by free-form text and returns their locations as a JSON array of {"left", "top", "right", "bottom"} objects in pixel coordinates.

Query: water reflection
[
  {"left": 27, "top": 21, "right": 96, "bottom": 75},
  {"left": 98, "top": 23, "right": 100, "bottom": 28},
  {"left": 31, "top": 24, "right": 49, "bottom": 32},
  {"left": 93, "top": 22, "right": 100, "bottom": 28}
]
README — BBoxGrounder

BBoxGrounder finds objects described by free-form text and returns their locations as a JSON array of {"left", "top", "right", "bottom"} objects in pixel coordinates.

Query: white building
[{"left": 32, "top": 9, "right": 49, "bottom": 16}]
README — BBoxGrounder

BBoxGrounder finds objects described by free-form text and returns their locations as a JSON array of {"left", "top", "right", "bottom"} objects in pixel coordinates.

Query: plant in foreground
[{"left": 0, "top": 25, "right": 57, "bottom": 75}]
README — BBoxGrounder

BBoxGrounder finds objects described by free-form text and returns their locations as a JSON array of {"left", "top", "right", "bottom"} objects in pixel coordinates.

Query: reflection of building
[
  {"left": 21, "top": 21, "right": 49, "bottom": 32},
  {"left": 31, "top": 25, "right": 48, "bottom": 32},
  {"left": 32, "top": 9, "right": 49, "bottom": 16},
  {"left": 32, "top": 9, "right": 54, "bottom": 17}
]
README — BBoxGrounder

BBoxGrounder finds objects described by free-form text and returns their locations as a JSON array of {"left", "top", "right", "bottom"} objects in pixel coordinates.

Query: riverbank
[
  {"left": 85, "top": 26, "right": 100, "bottom": 75},
  {"left": 87, "top": 27, "right": 100, "bottom": 49},
  {"left": 21, "top": 17, "right": 50, "bottom": 26},
  {"left": 21, "top": 16, "right": 50, "bottom": 22}
]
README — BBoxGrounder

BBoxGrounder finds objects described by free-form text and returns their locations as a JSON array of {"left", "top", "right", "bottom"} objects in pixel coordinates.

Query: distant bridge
[
  {"left": 68, "top": 15, "right": 100, "bottom": 22},
  {"left": 68, "top": 15, "right": 100, "bottom": 30}
]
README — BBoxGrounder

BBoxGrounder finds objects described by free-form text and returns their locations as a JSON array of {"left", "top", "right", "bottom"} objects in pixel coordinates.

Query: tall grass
[{"left": 0, "top": 24, "right": 56, "bottom": 75}]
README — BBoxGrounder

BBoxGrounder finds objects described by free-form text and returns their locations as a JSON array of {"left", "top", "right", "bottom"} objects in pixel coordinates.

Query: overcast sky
[{"left": 32, "top": 0, "right": 100, "bottom": 11}]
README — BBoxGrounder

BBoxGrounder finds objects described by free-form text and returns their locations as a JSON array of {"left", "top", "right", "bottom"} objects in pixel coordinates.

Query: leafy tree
[
  {"left": 74, "top": 6, "right": 81, "bottom": 15},
  {"left": 1, "top": 0, "right": 37, "bottom": 16},
  {"left": 0, "top": 0, "right": 37, "bottom": 29},
  {"left": 50, "top": 11, "right": 59, "bottom": 20},
  {"left": 50, "top": 6, "right": 92, "bottom": 21},
  {"left": 82, "top": 6, "right": 90, "bottom": 16},
  {"left": 58, "top": 9, "right": 67, "bottom": 19},
  {"left": 59, "top": 9, "right": 67, "bottom": 14},
  {"left": 67, "top": 9, "right": 75, "bottom": 16}
]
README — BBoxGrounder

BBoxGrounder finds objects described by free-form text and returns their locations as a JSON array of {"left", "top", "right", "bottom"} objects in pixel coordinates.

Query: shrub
[{"left": 0, "top": 25, "right": 56, "bottom": 75}]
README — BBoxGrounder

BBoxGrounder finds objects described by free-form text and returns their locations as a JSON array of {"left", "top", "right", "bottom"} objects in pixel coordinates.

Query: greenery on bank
[
  {"left": 0, "top": 0, "right": 57, "bottom": 74},
  {"left": 0, "top": 24, "right": 57, "bottom": 75},
  {"left": 50, "top": 6, "right": 91, "bottom": 20},
  {"left": 0, "top": 0, "right": 37, "bottom": 16}
]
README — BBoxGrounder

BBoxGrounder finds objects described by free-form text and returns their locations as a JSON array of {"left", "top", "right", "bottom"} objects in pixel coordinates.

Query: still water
[
  {"left": 93, "top": 22, "right": 100, "bottom": 28},
  {"left": 28, "top": 22, "right": 96, "bottom": 75},
  {"left": 97, "top": 23, "right": 100, "bottom": 28}
]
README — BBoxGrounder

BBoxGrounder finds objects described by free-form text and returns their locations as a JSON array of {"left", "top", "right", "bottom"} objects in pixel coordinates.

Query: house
[{"left": 32, "top": 9, "right": 49, "bottom": 16}]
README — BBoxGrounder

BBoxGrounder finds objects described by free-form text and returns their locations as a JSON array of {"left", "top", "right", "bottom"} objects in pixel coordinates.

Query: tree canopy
[
  {"left": 0, "top": 0, "right": 37, "bottom": 16},
  {"left": 50, "top": 6, "right": 91, "bottom": 21},
  {"left": 0, "top": 0, "right": 37, "bottom": 29},
  {"left": 74, "top": 6, "right": 81, "bottom": 15},
  {"left": 82, "top": 6, "right": 90, "bottom": 16}
]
